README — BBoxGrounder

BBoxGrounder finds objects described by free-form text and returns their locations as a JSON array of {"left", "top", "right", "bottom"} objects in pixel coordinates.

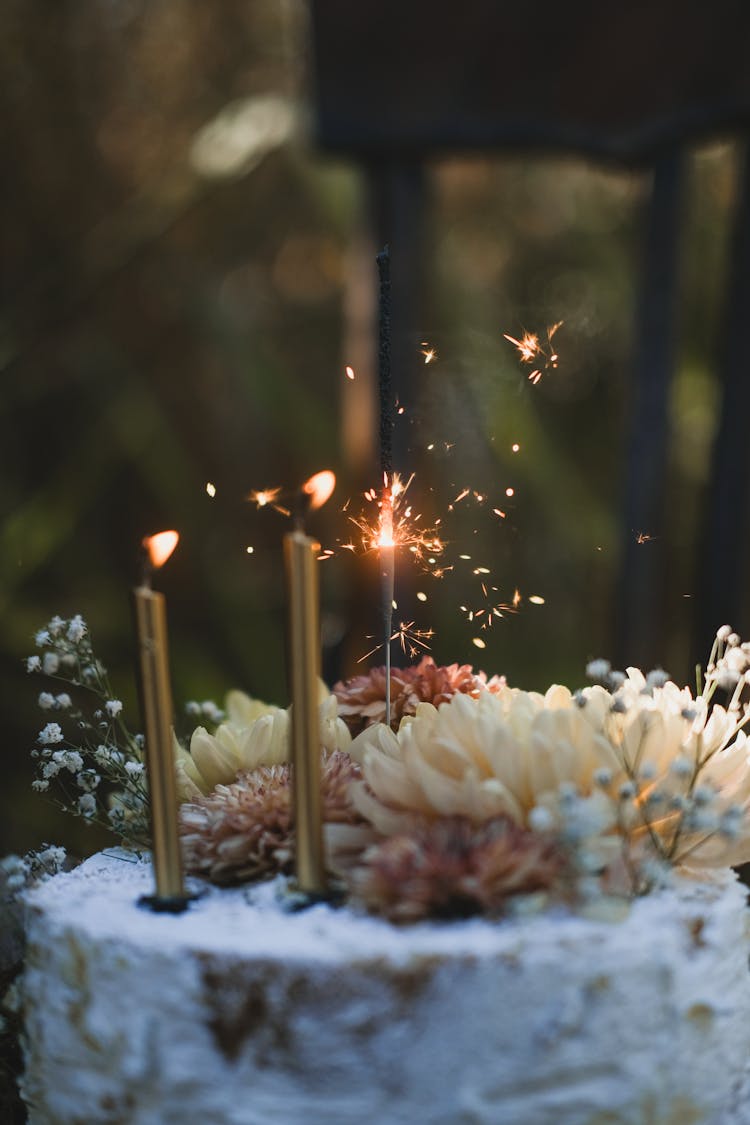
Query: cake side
[{"left": 19, "top": 852, "right": 750, "bottom": 1125}]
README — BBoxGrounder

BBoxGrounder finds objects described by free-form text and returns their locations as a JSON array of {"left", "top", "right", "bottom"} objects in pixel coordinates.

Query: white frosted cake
[
  {"left": 19, "top": 851, "right": 750, "bottom": 1125},
  {"left": 17, "top": 619, "right": 750, "bottom": 1124}
]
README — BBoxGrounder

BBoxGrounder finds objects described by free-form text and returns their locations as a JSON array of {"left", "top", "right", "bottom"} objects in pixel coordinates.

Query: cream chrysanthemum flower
[
  {"left": 175, "top": 685, "right": 351, "bottom": 799},
  {"left": 349, "top": 660, "right": 750, "bottom": 880},
  {"left": 349, "top": 687, "right": 619, "bottom": 836}
]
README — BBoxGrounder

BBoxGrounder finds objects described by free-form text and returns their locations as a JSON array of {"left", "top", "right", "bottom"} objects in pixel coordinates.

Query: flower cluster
[
  {"left": 26, "top": 616, "right": 150, "bottom": 847},
  {"left": 346, "top": 628, "right": 750, "bottom": 899},
  {"left": 26, "top": 616, "right": 750, "bottom": 920},
  {"left": 1, "top": 846, "right": 67, "bottom": 895}
]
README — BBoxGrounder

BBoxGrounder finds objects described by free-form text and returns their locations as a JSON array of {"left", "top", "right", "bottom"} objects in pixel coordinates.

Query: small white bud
[
  {"left": 529, "top": 806, "right": 555, "bottom": 832},
  {"left": 586, "top": 659, "right": 611, "bottom": 681}
]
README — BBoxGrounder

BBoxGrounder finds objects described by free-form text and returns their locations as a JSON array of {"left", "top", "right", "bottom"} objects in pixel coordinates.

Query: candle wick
[
  {"left": 293, "top": 488, "right": 310, "bottom": 533},
  {"left": 138, "top": 546, "right": 154, "bottom": 590}
]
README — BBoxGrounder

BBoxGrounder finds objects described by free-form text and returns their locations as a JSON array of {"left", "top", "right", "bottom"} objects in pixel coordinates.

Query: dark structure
[{"left": 310, "top": 0, "right": 750, "bottom": 669}]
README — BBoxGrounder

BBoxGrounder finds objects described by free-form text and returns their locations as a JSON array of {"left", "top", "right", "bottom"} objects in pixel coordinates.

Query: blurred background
[{"left": 1, "top": 0, "right": 739, "bottom": 858}]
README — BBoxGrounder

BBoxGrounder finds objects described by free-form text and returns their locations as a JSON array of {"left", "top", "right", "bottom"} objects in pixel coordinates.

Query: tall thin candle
[
  {"left": 284, "top": 471, "right": 335, "bottom": 897},
  {"left": 133, "top": 530, "right": 188, "bottom": 912}
]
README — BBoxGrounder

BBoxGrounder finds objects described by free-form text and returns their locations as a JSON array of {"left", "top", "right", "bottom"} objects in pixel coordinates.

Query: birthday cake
[
  {"left": 14, "top": 621, "right": 750, "bottom": 1123},
  {"left": 19, "top": 852, "right": 750, "bottom": 1125}
]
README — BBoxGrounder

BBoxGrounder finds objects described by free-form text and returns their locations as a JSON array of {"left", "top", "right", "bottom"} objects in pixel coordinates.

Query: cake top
[
  {"left": 25, "top": 849, "right": 743, "bottom": 966},
  {"left": 20, "top": 616, "right": 750, "bottom": 924}
]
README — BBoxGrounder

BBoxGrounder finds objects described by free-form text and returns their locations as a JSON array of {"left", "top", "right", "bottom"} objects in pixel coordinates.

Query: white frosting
[{"left": 20, "top": 852, "right": 750, "bottom": 1124}]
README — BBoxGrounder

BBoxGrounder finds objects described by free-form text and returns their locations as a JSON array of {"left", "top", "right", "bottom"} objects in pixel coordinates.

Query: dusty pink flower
[
  {"left": 180, "top": 751, "right": 362, "bottom": 886},
  {"left": 350, "top": 814, "right": 569, "bottom": 923},
  {"left": 334, "top": 655, "right": 504, "bottom": 735}
]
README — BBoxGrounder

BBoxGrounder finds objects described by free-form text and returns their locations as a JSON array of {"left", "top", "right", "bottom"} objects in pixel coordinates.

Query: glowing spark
[
  {"left": 247, "top": 486, "right": 289, "bottom": 516},
  {"left": 529, "top": 595, "right": 545, "bottom": 605},
  {"left": 246, "top": 546, "right": 254, "bottom": 554},
  {"left": 512, "top": 588, "right": 522, "bottom": 608},
  {"left": 459, "top": 554, "right": 472, "bottom": 560},
  {"left": 505, "top": 487, "right": 515, "bottom": 498},
  {"left": 206, "top": 481, "right": 217, "bottom": 498},
  {"left": 511, "top": 443, "right": 520, "bottom": 453},
  {"left": 417, "top": 591, "right": 427, "bottom": 602},
  {"left": 503, "top": 331, "right": 540, "bottom": 363},
  {"left": 636, "top": 531, "right": 655, "bottom": 544},
  {"left": 504, "top": 320, "right": 563, "bottom": 384},
  {"left": 349, "top": 472, "right": 444, "bottom": 570},
  {"left": 345, "top": 365, "right": 355, "bottom": 380},
  {"left": 472, "top": 637, "right": 486, "bottom": 649},
  {"left": 358, "top": 620, "right": 435, "bottom": 663},
  {"left": 453, "top": 488, "right": 470, "bottom": 505},
  {"left": 421, "top": 347, "right": 437, "bottom": 364},
  {"left": 493, "top": 509, "right": 506, "bottom": 519}
]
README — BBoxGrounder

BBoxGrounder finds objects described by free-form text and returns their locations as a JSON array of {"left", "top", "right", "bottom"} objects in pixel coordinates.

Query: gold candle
[
  {"left": 284, "top": 527, "right": 325, "bottom": 895},
  {"left": 284, "top": 470, "right": 336, "bottom": 897},
  {"left": 133, "top": 530, "right": 185, "bottom": 904}
]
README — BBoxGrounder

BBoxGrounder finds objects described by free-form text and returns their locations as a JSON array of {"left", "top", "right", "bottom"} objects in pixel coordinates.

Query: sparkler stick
[{"left": 377, "top": 246, "right": 395, "bottom": 727}]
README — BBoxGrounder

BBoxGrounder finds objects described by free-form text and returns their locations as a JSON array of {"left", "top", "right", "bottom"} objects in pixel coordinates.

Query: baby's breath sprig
[
  {"left": 26, "top": 615, "right": 149, "bottom": 849},
  {"left": 584, "top": 624, "right": 750, "bottom": 893}
]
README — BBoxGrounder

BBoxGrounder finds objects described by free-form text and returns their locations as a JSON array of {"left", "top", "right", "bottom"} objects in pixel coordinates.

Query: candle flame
[
  {"left": 303, "top": 470, "right": 336, "bottom": 511},
  {"left": 143, "top": 530, "right": 179, "bottom": 569}
]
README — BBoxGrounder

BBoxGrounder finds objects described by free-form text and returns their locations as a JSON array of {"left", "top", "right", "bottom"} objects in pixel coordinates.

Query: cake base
[{"left": 20, "top": 852, "right": 750, "bottom": 1125}]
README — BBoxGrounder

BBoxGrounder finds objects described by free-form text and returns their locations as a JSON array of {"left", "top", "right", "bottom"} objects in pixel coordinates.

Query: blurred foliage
[{"left": 0, "top": 0, "right": 738, "bottom": 857}]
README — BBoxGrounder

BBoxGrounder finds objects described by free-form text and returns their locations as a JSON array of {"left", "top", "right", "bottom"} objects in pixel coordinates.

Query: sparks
[
  {"left": 345, "top": 365, "right": 355, "bottom": 380},
  {"left": 206, "top": 481, "right": 216, "bottom": 498},
  {"left": 358, "top": 620, "right": 435, "bottom": 663},
  {"left": 247, "top": 486, "right": 289, "bottom": 516},
  {"left": 348, "top": 472, "right": 444, "bottom": 569},
  {"left": 504, "top": 320, "right": 563, "bottom": 384}
]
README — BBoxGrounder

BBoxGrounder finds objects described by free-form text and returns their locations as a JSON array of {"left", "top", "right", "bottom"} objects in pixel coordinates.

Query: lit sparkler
[{"left": 504, "top": 320, "right": 563, "bottom": 384}]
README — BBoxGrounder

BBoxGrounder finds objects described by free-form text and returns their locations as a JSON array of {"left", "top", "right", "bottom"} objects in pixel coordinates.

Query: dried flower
[
  {"left": 349, "top": 815, "right": 569, "bottom": 922},
  {"left": 176, "top": 687, "right": 352, "bottom": 798},
  {"left": 349, "top": 688, "right": 619, "bottom": 837},
  {"left": 333, "top": 655, "right": 503, "bottom": 735},
  {"left": 180, "top": 751, "right": 361, "bottom": 884}
]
